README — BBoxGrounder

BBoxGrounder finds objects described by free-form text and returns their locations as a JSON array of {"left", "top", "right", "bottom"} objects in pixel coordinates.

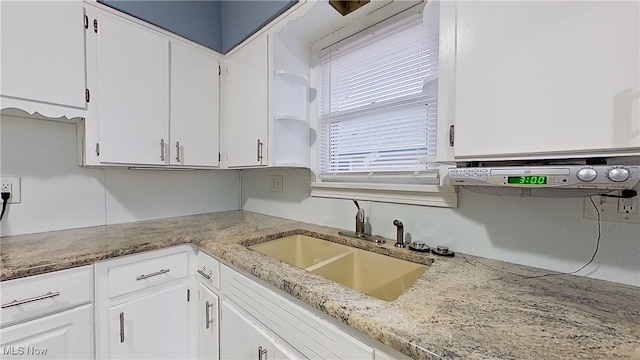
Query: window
[
  {"left": 318, "top": 9, "right": 439, "bottom": 184},
  {"left": 311, "top": 2, "right": 456, "bottom": 207}
]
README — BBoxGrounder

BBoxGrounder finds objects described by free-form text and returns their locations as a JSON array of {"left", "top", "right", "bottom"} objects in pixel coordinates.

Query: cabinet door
[
  {"left": 198, "top": 283, "right": 219, "bottom": 359},
  {"left": 453, "top": 1, "right": 640, "bottom": 160},
  {"left": 220, "top": 300, "right": 275, "bottom": 359},
  {"left": 0, "top": 304, "right": 93, "bottom": 360},
  {"left": 274, "top": 341, "right": 306, "bottom": 360},
  {"left": 225, "top": 35, "right": 269, "bottom": 167},
  {"left": 170, "top": 42, "right": 221, "bottom": 167},
  {"left": 108, "top": 284, "right": 189, "bottom": 359},
  {"left": 0, "top": 1, "right": 86, "bottom": 110},
  {"left": 96, "top": 12, "right": 170, "bottom": 165}
]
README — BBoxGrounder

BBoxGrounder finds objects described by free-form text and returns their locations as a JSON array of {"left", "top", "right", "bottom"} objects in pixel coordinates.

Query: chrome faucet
[
  {"left": 353, "top": 200, "right": 365, "bottom": 237},
  {"left": 393, "top": 220, "right": 405, "bottom": 247}
]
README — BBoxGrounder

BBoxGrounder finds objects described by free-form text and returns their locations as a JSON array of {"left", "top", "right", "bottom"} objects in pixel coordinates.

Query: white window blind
[{"left": 319, "top": 12, "right": 439, "bottom": 183}]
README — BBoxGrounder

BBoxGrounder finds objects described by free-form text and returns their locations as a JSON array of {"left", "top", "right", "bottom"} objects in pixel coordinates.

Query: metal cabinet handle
[
  {"left": 160, "top": 139, "right": 166, "bottom": 161},
  {"left": 257, "top": 346, "right": 267, "bottom": 360},
  {"left": 119, "top": 312, "right": 125, "bottom": 343},
  {"left": 205, "top": 301, "right": 215, "bottom": 329},
  {"left": 175, "top": 141, "right": 181, "bottom": 162},
  {"left": 257, "top": 139, "right": 264, "bottom": 163},
  {"left": 1, "top": 291, "right": 60, "bottom": 308},
  {"left": 136, "top": 268, "right": 170, "bottom": 281},
  {"left": 197, "top": 267, "right": 212, "bottom": 279}
]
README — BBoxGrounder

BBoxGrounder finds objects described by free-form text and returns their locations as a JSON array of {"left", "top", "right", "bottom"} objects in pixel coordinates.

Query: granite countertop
[{"left": 1, "top": 211, "right": 638, "bottom": 359}]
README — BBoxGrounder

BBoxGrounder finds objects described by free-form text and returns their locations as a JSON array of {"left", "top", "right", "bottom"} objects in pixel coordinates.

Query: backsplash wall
[
  {"left": 241, "top": 168, "right": 640, "bottom": 287},
  {"left": 3, "top": 114, "right": 637, "bottom": 286},
  {"left": 0, "top": 114, "right": 241, "bottom": 236}
]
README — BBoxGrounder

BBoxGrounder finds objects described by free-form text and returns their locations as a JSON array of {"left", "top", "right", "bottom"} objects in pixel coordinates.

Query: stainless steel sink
[{"left": 249, "top": 235, "right": 428, "bottom": 301}]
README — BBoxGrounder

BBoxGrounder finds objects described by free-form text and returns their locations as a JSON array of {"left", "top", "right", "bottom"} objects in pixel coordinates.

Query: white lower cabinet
[
  {"left": 220, "top": 300, "right": 304, "bottom": 360},
  {"left": 1, "top": 247, "right": 411, "bottom": 360},
  {"left": 94, "top": 246, "right": 195, "bottom": 360},
  {"left": 220, "top": 300, "right": 275, "bottom": 359},
  {"left": 197, "top": 282, "right": 219, "bottom": 359},
  {"left": 0, "top": 266, "right": 94, "bottom": 360},
  {"left": 219, "top": 264, "right": 413, "bottom": 360},
  {"left": 221, "top": 265, "right": 375, "bottom": 360},
  {"left": 195, "top": 251, "right": 221, "bottom": 359},
  {"left": 1, "top": 305, "right": 93, "bottom": 360},
  {"left": 107, "top": 284, "right": 189, "bottom": 359}
]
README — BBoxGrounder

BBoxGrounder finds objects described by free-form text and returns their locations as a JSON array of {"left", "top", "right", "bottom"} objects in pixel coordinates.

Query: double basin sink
[{"left": 249, "top": 235, "right": 428, "bottom": 301}]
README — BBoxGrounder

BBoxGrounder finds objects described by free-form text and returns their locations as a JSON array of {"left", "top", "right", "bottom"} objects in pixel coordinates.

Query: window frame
[{"left": 308, "top": 0, "right": 457, "bottom": 207}]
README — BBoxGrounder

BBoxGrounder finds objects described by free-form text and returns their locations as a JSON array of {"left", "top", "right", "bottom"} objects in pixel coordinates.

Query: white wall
[
  {"left": 3, "top": 114, "right": 637, "bottom": 287},
  {"left": 241, "top": 168, "right": 640, "bottom": 287},
  {"left": 0, "top": 114, "right": 241, "bottom": 236}
]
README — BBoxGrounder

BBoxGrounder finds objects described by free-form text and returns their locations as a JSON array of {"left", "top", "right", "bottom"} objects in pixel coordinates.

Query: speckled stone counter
[{"left": 1, "top": 211, "right": 639, "bottom": 359}]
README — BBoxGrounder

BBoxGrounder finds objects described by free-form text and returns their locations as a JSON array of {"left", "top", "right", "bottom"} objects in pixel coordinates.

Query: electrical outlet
[
  {"left": 618, "top": 197, "right": 638, "bottom": 214},
  {"left": 584, "top": 195, "right": 639, "bottom": 223},
  {"left": 1, "top": 176, "right": 21, "bottom": 204},
  {"left": 271, "top": 175, "right": 283, "bottom": 193}
]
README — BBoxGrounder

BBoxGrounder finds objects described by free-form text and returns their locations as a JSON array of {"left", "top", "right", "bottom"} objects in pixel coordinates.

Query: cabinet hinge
[
  {"left": 218, "top": 65, "right": 221, "bottom": 76},
  {"left": 95, "top": 143, "right": 100, "bottom": 156},
  {"left": 449, "top": 125, "right": 455, "bottom": 147},
  {"left": 84, "top": 15, "right": 89, "bottom": 29},
  {"left": 93, "top": 19, "right": 98, "bottom": 34},
  {"left": 85, "top": 89, "right": 90, "bottom": 103},
  {"left": 187, "top": 289, "right": 190, "bottom": 302}
]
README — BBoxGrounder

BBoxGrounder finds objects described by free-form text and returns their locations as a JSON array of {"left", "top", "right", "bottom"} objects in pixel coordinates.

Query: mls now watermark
[{"left": 2, "top": 346, "right": 48, "bottom": 356}]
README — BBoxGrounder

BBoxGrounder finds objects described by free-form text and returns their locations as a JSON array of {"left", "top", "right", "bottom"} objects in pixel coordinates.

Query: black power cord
[
  {"left": 598, "top": 189, "right": 637, "bottom": 199},
  {"left": 460, "top": 196, "right": 602, "bottom": 279},
  {"left": 1, "top": 191, "right": 10, "bottom": 221}
]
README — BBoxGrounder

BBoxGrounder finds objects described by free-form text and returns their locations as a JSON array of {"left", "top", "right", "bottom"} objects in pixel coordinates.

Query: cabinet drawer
[
  {"left": 1, "top": 266, "right": 93, "bottom": 327},
  {"left": 107, "top": 252, "right": 187, "bottom": 298},
  {"left": 196, "top": 251, "right": 220, "bottom": 290}
]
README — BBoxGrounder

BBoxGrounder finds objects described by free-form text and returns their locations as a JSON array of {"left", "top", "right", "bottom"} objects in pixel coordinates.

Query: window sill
[{"left": 309, "top": 182, "right": 458, "bottom": 208}]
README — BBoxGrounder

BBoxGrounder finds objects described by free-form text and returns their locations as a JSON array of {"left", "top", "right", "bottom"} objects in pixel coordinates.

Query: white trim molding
[{"left": 310, "top": 182, "right": 457, "bottom": 207}]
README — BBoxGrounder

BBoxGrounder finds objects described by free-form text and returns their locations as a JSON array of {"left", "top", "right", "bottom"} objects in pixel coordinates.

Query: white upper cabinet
[
  {"left": 224, "top": 34, "right": 269, "bottom": 167},
  {"left": 270, "top": 30, "right": 311, "bottom": 168},
  {"left": 223, "top": 28, "right": 312, "bottom": 169},
  {"left": 452, "top": 1, "right": 640, "bottom": 160},
  {"left": 84, "top": 5, "right": 222, "bottom": 168},
  {"left": 170, "top": 42, "right": 221, "bottom": 167},
  {"left": 0, "top": 1, "right": 87, "bottom": 117},
  {"left": 94, "top": 11, "right": 170, "bottom": 166}
]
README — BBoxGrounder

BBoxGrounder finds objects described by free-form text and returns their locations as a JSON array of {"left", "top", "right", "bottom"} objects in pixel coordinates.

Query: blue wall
[
  {"left": 220, "top": 1, "right": 296, "bottom": 53},
  {"left": 100, "top": 0, "right": 223, "bottom": 51},
  {"left": 99, "top": 0, "right": 296, "bottom": 53}
]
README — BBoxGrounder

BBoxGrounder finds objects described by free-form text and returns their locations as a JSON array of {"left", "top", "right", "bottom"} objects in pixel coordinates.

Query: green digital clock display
[{"left": 507, "top": 176, "right": 548, "bottom": 185}]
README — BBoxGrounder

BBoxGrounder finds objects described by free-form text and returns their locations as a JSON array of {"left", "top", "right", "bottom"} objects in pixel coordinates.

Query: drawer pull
[
  {"left": 197, "top": 267, "right": 212, "bottom": 279},
  {"left": 119, "top": 312, "right": 125, "bottom": 343},
  {"left": 205, "top": 300, "right": 215, "bottom": 329},
  {"left": 1, "top": 291, "right": 60, "bottom": 309},
  {"left": 136, "top": 268, "right": 170, "bottom": 281}
]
